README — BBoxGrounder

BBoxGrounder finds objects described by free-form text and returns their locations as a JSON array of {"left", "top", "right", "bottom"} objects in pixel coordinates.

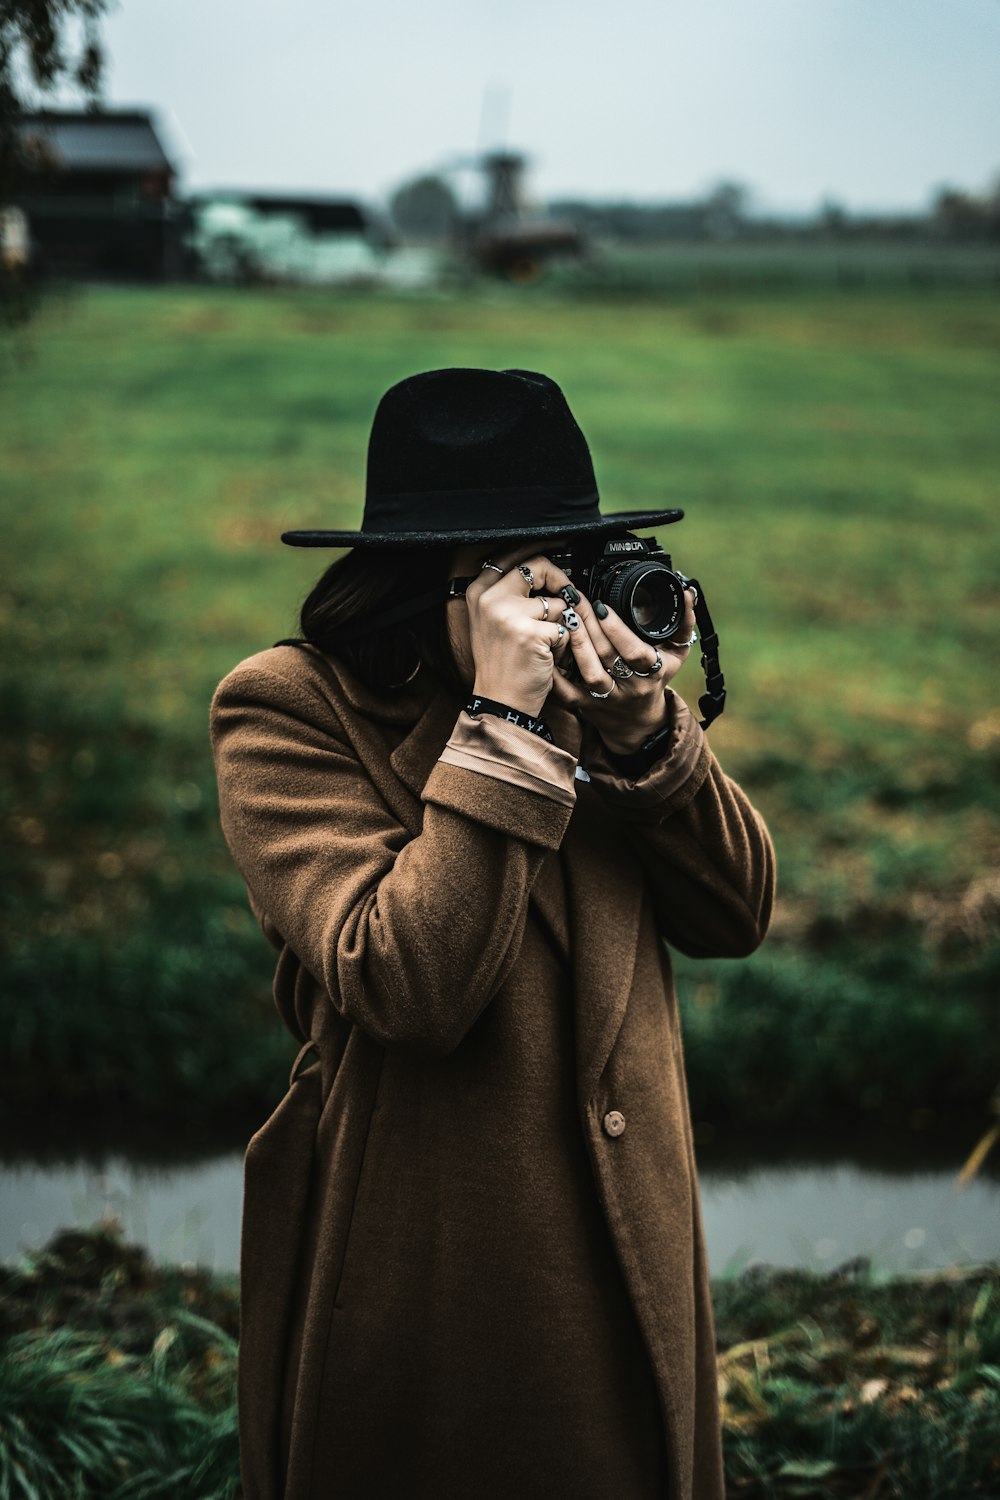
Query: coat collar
[
  {"left": 388, "top": 687, "right": 462, "bottom": 808},
  {"left": 305, "top": 643, "right": 442, "bottom": 727}
]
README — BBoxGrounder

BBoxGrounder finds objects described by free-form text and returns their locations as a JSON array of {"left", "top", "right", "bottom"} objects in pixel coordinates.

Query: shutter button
[{"left": 602, "top": 1110, "right": 626, "bottom": 1138}]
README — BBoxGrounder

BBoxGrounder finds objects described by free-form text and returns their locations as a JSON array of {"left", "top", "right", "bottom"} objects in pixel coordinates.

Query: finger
[
  {"left": 547, "top": 667, "right": 590, "bottom": 712},
  {"left": 684, "top": 584, "right": 697, "bottom": 626},
  {"left": 548, "top": 620, "right": 572, "bottom": 654},
  {"left": 545, "top": 579, "right": 648, "bottom": 677},
  {"left": 664, "top": 590, "right": 698, "bottom": 654},
  {"left": 570, "top": 593, "right": 617, "bottom": 671},
  {"left": 674, "top": 588, "right": 698, "bottom": 638},
  {"left": 568, "top": 598, "right": 663, "bottom": 696},
  {"left": 493, "top": 550, "right": 575, "bottom": 600},
  {"left": 590, "top": 603, "right": 659, "bottom": 670},
  {"left": 500, "top": 618, "right": 570, "bottom": 658},
  {"left": 468, "top": 548, "right": 573, "bottom": 606},
  {"left": 581, "top": 616, "right": 655, "bottom": 695},
  {"left": 566, "top": 613, "right": 619, "bottom": 694},
  {"left": 465, "top": 544, "right": 543, "bottom": 603}
]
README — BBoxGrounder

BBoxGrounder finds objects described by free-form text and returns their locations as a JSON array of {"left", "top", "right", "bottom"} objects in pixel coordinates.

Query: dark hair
[{"left": 299, "top": 547, "right": 466, "bottom": 696}]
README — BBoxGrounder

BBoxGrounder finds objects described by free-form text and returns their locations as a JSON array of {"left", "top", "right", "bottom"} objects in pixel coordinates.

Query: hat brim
[{"left": 281, "top": 507, "right": 684, "bottom": 548}]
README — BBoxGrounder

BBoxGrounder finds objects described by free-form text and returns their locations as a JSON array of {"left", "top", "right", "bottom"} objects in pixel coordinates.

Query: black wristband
[
  {"left": 605, "top": 721, "right": 674, "bottom": 780},
  {"left": 465, "top": 695, "right": 554, "bottom": 743}
]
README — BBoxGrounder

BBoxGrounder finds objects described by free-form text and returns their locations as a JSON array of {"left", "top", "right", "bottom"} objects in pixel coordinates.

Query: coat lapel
[
  {"left": 387, "top": 690, "right": 461, "bottom": 836},
  {"left": 562, "top": 792, "right": 644, "bottom": 1114}
]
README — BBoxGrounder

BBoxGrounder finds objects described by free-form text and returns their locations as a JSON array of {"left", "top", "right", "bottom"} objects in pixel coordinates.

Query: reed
[{"left": 3, "top": 1225, "right": 999, "bottom": 1498}]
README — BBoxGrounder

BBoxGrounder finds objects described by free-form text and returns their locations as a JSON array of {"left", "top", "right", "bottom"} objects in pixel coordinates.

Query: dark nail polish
[
  {"left": 594, "top": 600, "right": 608, "bottom": 619},
  {"left": 561, "top": 585, "right": 581, "bottom": 606}
]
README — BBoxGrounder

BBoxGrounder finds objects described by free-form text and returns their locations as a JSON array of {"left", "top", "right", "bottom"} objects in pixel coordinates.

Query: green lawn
[{"left": 1, "top": 283, "right": 997, "bottom": 1131}]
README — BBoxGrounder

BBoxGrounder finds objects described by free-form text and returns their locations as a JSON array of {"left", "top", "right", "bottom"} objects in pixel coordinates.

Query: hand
[
  {"left": 463, "top": 547, "right": 575, "bottom": 717},
  {"left": 547, "top": 584, "right": 698, "bottom": 754}
]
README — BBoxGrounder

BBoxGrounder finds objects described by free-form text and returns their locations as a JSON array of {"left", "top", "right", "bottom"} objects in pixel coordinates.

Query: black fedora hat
[{"left": 280, "top": 367, "right": 683, "bottom": 548}]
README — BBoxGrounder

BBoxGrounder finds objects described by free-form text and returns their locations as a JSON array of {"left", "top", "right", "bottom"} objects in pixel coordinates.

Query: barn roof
[
  {"left": 193, "top": 193, "right": 367, "bottom": 234},
  {"left": 20, "top": 110, "right": 174, "bottom": 173},
  {"left": 248, "top": 197, "right": 366, "bottom": 233}
]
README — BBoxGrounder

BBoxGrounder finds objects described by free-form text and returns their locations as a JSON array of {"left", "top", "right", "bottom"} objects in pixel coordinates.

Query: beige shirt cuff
[{"left": 438, "top": 710, "right": 578, "bottom": 808}]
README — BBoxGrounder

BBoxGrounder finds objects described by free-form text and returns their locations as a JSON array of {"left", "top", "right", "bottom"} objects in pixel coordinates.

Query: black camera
[
  {"left": 546, "top": 533, "right": 693, "bottom": 645},
  {"left": 546, "top": 532, "right": 726, "bottom": 728},
  {"left": 444, "top": 530, "right": 726, "bottom": 727}
]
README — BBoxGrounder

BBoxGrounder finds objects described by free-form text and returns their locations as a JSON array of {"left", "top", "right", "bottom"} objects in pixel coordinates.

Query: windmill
[
  {"left": 411, "top": 86, "right": 584, "bottom": 281},
  {"left": 464, "top": 150, "right": 583, "bottom": 281}
]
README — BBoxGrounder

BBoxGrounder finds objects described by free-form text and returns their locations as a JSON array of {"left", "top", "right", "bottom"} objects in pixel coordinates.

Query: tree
[
  {"left": 389, "top": 174, "right": 459, "bottom": 242},
  {"left": 931, "top": 183, "right": 1000, "bottom": 242},
  {"left": 1, "top": 0, "right": 109, "bottom": 321},
  {"left": 701, "top": 180, "right": 750, "bottom": 241},
  {"left": 819, "top": 198, "right": 848, "bottom": 237}
]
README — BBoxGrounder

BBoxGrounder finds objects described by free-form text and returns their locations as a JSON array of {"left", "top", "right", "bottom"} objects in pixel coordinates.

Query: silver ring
[
  {"left": 669, "top": 633, "right": 698, "bottom": 650},
  {"left": 539, "top": 595, "right": 550, "bottom": 621},
  {"left": 610, "top": 655, "right": 634, "bottom": 681},
  {"left": 631, "top": 651, "right": 663, "bottom": 677},
  {"left": 589, "top": 683, "right": 616, "bottom": 699},
  {"left": 518, "top": 564, "right": 535, "bottom": 590},
  {"left": 480, "top": 561, "right": 505, "bottom": 576}
]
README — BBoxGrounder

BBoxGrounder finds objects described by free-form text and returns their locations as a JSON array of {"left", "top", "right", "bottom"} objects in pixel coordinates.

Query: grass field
[
  {"left": 551, "top": 239, "right": 1000, "bottom": 296},
  {"left": 1, "top": 283, "right": 998, "bottom": 1133}
]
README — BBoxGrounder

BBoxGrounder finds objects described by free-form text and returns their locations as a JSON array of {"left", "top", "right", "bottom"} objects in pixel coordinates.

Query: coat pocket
[{"left": 237, "top": 1042, "right": 323, "bottom": 1500}]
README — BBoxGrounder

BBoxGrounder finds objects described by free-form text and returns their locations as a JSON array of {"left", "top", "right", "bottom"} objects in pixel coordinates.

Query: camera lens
[
  {"left": 605, "top": 561, "right": 685, "bottom": 642},
  {"left": 632, "top": 572, "right": 671, "bottom": 629}
]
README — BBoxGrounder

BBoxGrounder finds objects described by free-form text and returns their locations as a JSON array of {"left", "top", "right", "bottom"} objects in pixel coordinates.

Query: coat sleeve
[
  {"left": 582, "top": 690, "right": 776, "bottom": 960},
  {"left": 209, "top": 660, "right": 577, "bottom": 1058}
]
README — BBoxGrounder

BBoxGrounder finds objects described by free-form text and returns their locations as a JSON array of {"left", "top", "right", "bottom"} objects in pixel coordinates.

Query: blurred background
[{"left": 2, "top": 0, "right": 998, "bottom": 1280}]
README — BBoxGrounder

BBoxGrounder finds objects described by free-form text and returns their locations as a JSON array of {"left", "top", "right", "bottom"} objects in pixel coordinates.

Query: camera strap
[{"left": 688, "top": 580, "right": 726, "bottom": 729}]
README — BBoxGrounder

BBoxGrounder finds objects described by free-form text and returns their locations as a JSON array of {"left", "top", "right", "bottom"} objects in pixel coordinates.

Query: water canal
[{"left": 2, "top": 1132, "right": 997, "bottom": 1278}]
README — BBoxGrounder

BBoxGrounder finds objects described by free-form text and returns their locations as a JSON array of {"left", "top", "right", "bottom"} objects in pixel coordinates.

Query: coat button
[{"left": 602, "top": 1109, "right": 626, "bottom": 1138}]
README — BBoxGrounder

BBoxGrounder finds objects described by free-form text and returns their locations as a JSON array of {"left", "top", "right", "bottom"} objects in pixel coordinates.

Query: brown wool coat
[{"left": 209, "top": 641, "right": 776, "bottom": 1500}]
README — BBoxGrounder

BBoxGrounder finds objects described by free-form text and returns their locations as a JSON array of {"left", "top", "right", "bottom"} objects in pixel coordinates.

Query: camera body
[{"left": 546, "top": 533, "right": 692, "bottom": 645}]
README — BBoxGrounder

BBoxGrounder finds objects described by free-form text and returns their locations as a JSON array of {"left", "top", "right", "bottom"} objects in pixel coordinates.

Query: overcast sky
[{"left": 78, "top": 0, "right": 1000, "bottom": 214}]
